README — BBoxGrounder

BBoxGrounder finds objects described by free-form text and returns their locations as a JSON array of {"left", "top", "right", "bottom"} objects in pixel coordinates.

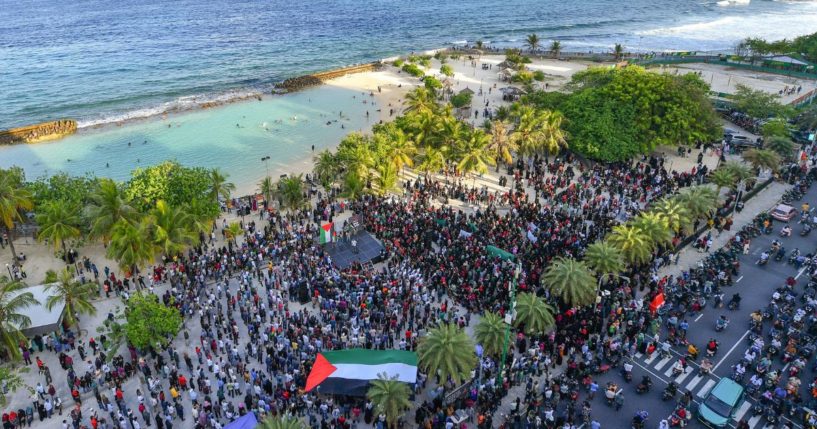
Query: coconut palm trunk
[{"left": 4, "top": 225, "right": 19, "bottom": 268}]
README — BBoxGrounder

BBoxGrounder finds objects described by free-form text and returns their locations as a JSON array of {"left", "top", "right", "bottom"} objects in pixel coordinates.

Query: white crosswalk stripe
[
  {"left": 747, "top": 415, "right": 763, "bottom": 429},
  {"left": 663, "top": 366, "right": 677, "bottom": 378},
  {"left": 697, "top": 379, "right": 716, "bottom": 398},
  {"left": 684, "top": 374, "right": 703, "bottom": 391},
  {"left": 644, "top": 352, "right": 658, "bottom": 364},
  {"left": 674, "top": 368, "right": 693, "bottom": 384},
  {"left": 734, "top": 401, "right": 752, "bottom": 422},
  {"left": 634, "top": 352, "right": 643, "bottom": 359},
  {"left": 654, "top": 356, "right": 673, "bottom": 370}
]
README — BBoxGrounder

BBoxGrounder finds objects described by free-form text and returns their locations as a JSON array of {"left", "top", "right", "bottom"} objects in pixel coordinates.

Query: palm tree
[
  {"left": 417, "top": 323, "right": 476, "bottom": 386},
  {"left": 456, "top": 130, "right": 496, "bottom": 181},
  {"left": 654, "top": 197, "right": 692, "bottom": 234},
  {"left": 514, "top": 292, "right": 555, "bottom": 335},
  {"left": 677, "top": 186, "right": 718, "bottom": 221},
  {"left": 85, "top": 178, "right": 137, "bottom": 245},
  {"left": 434, "top": 115, "right": 466, "bottom": 151},
  {"left": 403, "top": 88, "right": 436, "bottom": 116},
  {"left": 542, "top": 257, "right": 597, "bottom": 307},
  {"left": 342, "top": 171, "right": 366, "bottom": 199},
  {"left": 257, "top": 416, "right": 306, "bottom": 429},
  {"left": 764, "top": 136, "right": 795, "bottom": 160},
  {"left": 374, "top": 160, "right": 400, "bottom": 196},
  {"left": 149, "top": 200, "right": 196, "bottom": 255},
  {"left": 367, "top": 376, "right": 412, "bottom": 429},
  {"left": 474, "top": 40, "right": 484, "bottom": 50},
  {"left": 722, "top": 161, "right": 755, "bottom": 192},
  {"left": 417, "top": 147, "right": 448, "bottom": 177},
  {"left": 743, "top": 149, "right": 781, "bottom": 173},
  {"left": 538, "top": 110, "right": 568, "bottom": 154},
  {"left": 607, "top": 224, "right": 653, "bottom": 266},
  {"left": 276, "top": 174, "right": 308, "bottom": 211},
  {"left": 613, "top": 43, "right": 625, "bottom": 60},
  {"left": 313, "top": 150, "right": 339, "bottom": 191},
  {"left": 224, "top": 222, "right": 244, "bottom": 244},
  {"left": 106, "top": 217, "right": 156, "bottom": 277},
  {"left": 708, "top": 168, "right": 737, "bottom": 199},
  {"left": 489, "top": 121, "right": 516, "bottom": 168},
  {"left": 631, "top": 212, "right": 674, "bottom": 251},
  {"left": 184, "top": 198, "right": 217, "bottom": 237},
  {"left": 526, "top": 34, "right": 541, "bottom": 53},
  {"left": 337, "top": 136, "right": 374, "bottom": 181},
  {"left": 0, "top": 170, "right": 33, "bottom": 268},
  {"left": 549, "top": 41, "right": 562, "bottom": 59},
  {"left": 45, "top": 268, "right": 97, "bottom": 328},
  {"left": 387, "top": 129, "right": 417, "bottom": 171},
  {"left": 511, "top": 109, "right": 566, "bottom": 157},
  {"left": 258, "top": 176, "right": 275, "bottom": 205},
  {"left": 473, "top": 311, "right": 506, "bottom": 357},
  {"left": 0, "top": 276, "right": 38, "bottom": 359},
  {"left": 35, "top": 200, "right": 82, "bottom": 258},
  {"left": 208, "top": 168, "right": 236, "bottom": 203},
  {"left": 584, "top": 241, "right": 625, "bottom": 276}
]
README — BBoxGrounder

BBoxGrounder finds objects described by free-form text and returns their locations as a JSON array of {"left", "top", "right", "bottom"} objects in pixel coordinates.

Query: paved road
[{"left": 585, "top": 184, "right": 817, "bottom": 429}]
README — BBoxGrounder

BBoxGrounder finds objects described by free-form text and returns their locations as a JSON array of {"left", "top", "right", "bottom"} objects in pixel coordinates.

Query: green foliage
[
  {"left": 526, "top": 34, "right": 541, "bottom": 52},
  {"left": 419, "top": 58, "right": 432, "bottom": 68},
  {"left": 743, "top": 148, "right": 782, "bottom": 172},
  {"left": 45, "top": 268, "right": 97, "bottom": 328},
  {"left": 44, "top": 269, "right": 58, "bottom": 284},
  {"left": 26, "top": 173, "right": 97, "bottom": 208},
  {"left": 584, "top": 241, "right": 625, "bottom": 276},
  {"left": 607, "top": 224, "right": 653, "bottom": 266},
  {"left": 258, "top": 416, "right": 307, "bottom": 429},
  {"left": 392, "top": 59, "right": 404, "bottom": 67},
  {"left": 513, "top": 292, "right": 555, "bottom": 334},
  {"left": 440, "top": 64, "right": 454, "bottom": 77},
  {"left": 312, "top": 150, "right": 339, "bottom": 191},
  {"left": 225, "top": 222, "right": 244, "bottom": 243},
  {"left": 125, "top": 161, "right": 217, "bottom": 214},
  {"left": 521, "top": 91, "right": 568, "bottom": 111},
  {"left": 731, "top": 84, "right": 792, "bottom": 119},
  {"left": 533, "top": 70, "right": 546, "bottom": 81},
  {"left": 124, "top": 292, "right": 182, "bottom": 350},
  {"left": 450, "top": 92, "right": 472, "bottom": 108},
  {"left": 106, "top": 217, "right": 156, "bottom": 274},
  {"left": 367, "top": 376, "right": 412, "bottom": 429},
  {"left": 149, "top": 200, "right": 197, "bottom": 255},
  {"left": 417, "top": 324, "right": 476, "bottom": 385},
  {"left": 401, "top": 63, "right": 425, "bottom": 78},
  {"left": 85, "top": 178, "right": 137, "bottom": 244},
  {"left": 474, "top": 312, "right": 505, "bottom": 357},
  {"left": 512, "top": 70, "right": 534, "bottom": 84},
  {"left": 560, "top": 66, "right": 720, "bottom": 161},
  {"left": 0, "top": 366, "right": 32, "bottom": 407},
  {"left": 0, "top": 276, "right": 38, "bottom": 360},
  {"left": 765, "top": 136, "right": 796, "bottom": 159},
  {"left": 424, "top": 76, "right": 442, "bottom": 93},
  {"left": 744, "top": 32, "right": 817, "bottom": 63},
  {"left": 276, "top": 174, "right": 307, "bottom": 211},
  {"left": 35, "top": 200, "right": 82, "bottom": 253},
  {"left": 541, "top": 257, "right": 597, "bottom": 307},
  {"left": 761, "top": 119, "right": 790, "bottom": 138}
]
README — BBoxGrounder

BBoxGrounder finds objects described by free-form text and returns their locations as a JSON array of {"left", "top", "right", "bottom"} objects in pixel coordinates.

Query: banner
[{"left": 319, "top": 222, "right": 335, "bottom": 244}]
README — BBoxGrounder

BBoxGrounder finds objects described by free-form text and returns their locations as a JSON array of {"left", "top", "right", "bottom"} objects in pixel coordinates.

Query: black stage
[{"left": 323, "top": 231, "right": 384, "bottom": 270}]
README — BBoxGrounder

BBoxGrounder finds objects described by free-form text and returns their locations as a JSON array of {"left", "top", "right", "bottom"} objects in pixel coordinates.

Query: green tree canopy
[
  {"left": 125, "top": 161, "right": 218, "bottom": 217},
  {"left": 541, "top": 257, "right": 597, "bottom": 307},
  {"left": 560, "top": 66, "right": 720, "bottom": 161},
  {"left": 124, "top": 292, "right": 182, "bottom": 350},
  {"left": 473, "top": 311, "right": 506, "bottom": 357},
  {"left": 0, "top": 276, "right": 38, "bottom": 359},
  {"left": 417, "top": 324, "right": 476, "bottom": 385},
  {"left": 513, "top": 292, "right": 555, "bottom": 335},
  {"left": 366, "top": 376, "right": 412, "bottom": 429},
  {"left": 731, "top": 84, "right": 791, "bottom": 119}
]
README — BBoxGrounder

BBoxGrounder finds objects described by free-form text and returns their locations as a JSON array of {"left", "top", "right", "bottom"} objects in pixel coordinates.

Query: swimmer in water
[
  {"left": 106, "top": 163, "right": 110, "bottom": 168},
  {"left": 128, "top": 142, "right": 131, "bottom": 146}
]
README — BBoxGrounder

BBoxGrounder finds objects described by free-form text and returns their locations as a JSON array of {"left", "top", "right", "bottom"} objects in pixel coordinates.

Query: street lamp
[
  {"left": 261, "top": 156, "right": 271, "bottom": 180},
  {"left": 5, "top": 264, "right": 11, "bottom": 278}
]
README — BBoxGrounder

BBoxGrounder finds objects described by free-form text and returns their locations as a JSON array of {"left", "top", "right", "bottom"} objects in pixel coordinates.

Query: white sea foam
[
  {"left": 637, "top": 2, "right": 817, "bottom": 43},
  {"left": 76, "top": 89, "right": 264, "bottom": 128},
  {"left": 450, "top": 40, "right": 468, "bottom": 45}
]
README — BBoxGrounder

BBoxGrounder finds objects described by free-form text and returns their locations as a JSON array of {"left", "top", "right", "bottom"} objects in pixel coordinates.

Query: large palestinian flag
[{"left": 305, "top": 350, "right": 418, "bottom": 396}]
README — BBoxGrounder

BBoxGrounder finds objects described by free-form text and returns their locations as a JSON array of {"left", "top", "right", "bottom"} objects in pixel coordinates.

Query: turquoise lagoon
[{"left": 0, "top": 86, "right": 375, "bottom": 195}]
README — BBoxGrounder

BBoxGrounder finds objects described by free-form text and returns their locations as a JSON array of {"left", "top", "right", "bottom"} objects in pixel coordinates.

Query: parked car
[
  {"left": 771, "top": 204, "right": 797, "bottom": 221},
  {"left": 728, "top": 135, "right": 763, "bottom": 150},
  {"left": 697, "top": 378, "right": 744, "bottom": 428}
]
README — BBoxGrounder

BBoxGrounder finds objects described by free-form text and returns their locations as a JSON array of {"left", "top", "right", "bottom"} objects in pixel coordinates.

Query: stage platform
[{"left": 323, "top": 231, "right": 384, "bottom": 270}]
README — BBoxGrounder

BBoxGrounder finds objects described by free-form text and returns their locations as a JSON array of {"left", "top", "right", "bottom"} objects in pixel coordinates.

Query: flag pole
[{"left": 496, "top": 261, "right": 520, "bottom": 387}]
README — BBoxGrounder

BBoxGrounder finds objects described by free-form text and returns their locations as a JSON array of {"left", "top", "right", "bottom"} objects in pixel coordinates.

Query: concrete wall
[{"left": 0, "top": 120, "right": 77, "bottom": 145}]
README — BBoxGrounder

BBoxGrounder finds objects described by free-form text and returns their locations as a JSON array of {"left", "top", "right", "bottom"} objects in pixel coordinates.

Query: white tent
[{"left": 11, "top": 283, "right": 66, "bottom": 336}]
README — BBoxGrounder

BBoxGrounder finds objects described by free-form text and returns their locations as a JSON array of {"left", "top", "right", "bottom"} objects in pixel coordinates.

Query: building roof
[
  {"left": 764, "top": 55, "right": 810, "bottom": 66},
  {"left": 11, "top": 283, "right": 66, "bottom": 336}
]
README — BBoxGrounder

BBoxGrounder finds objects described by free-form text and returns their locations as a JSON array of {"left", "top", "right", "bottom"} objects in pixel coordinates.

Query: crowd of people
[{"left": 6, "top": 148, "right": 737, "bottom": 429}]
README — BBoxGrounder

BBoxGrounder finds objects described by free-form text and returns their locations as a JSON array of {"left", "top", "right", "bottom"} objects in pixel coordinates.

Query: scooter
[
  {"left": 662, "top": 382, "right": 678, "bottom": 401},
  {"left": 636, "top": 377, "right": 652, "bottom": 394},
  {"left": 715, "top": 319, "right": 729, "bottom": 332},
  {"left": 775, "top": 248, "right": 787, "bottom": 262},
  {"left": 803, "top": 224, "right": 813, "bottom": 236}
]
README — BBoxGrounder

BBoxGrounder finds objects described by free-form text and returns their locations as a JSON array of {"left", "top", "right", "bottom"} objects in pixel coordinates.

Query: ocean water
[
  {"left": 2, "top": 0, "right": 817, "bottom": 129},
  {"left": 0, "top": 86, "right": 373, "bottom": 194}
]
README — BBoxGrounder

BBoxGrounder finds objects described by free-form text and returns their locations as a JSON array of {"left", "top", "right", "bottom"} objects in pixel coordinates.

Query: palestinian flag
[
  {"left": 305, "top": 350, "right": 418, "bottom": 396},
  {"left": 319, "top": 222, "right": 334, "bottom": 244}
]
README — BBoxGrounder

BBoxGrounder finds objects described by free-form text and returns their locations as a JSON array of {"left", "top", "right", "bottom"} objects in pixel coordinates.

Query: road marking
[
  {"left": 645, "top": 353, "right": 658, "bottom": 364},
  {"left": 747, "top": 415, "right": 762, "bottom": 429},
  {"left": 685, "top": 374, "right": 703, "bottom": 391},
  {"left": 796, "top": 265, "right": 809, "bottom": 279},
  {"left": 713, "top": 329, "right": 751, "bottom": 372},
  {"left": 675, "top": 368, "right": 693, "bottom": 384},
  {"left": 654, "top": 356, "right": 673, "bottom": 370},
  {"left": 697, "top": 379, "right": 716, "bottom": 398},
  {"left": 634, "top": 352, "right": 643, "bottom": 359},
  {"left": 735, "top": 401, "right": 752, "bottom": 421},
  {"left": 694, "top": 313, "right": 704, "bottom": 322},
  {"left": 736, "top": 276, "right": 744, "bottom": 283},
  {"left": 664, "top": 366, "right": 679, "bottom": 378}
]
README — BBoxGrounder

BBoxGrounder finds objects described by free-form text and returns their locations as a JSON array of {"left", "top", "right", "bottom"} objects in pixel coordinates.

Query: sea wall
[
  {"left": 0, "top": 120, "right": 77, "bottom": 145},
  {"left": 278, "top": 62, "right": 382, "bottom": 91}
]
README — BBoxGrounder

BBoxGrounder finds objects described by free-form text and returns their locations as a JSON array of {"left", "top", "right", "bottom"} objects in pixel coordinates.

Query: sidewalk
[{"left": 658, "top": 180, "right": 790, "bottom": 279}]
